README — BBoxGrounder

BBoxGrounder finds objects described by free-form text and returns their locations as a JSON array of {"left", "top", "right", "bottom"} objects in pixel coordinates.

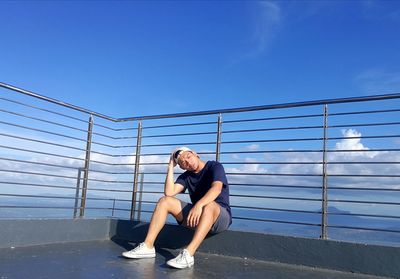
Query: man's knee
[
  {"left": 203, "top": 202, "right": 220, "bottom": 217},
  {"left": 156, "top": 196, "right": 180, "bottom": 211},
  {"left": 157, "top": 196, "right": 173, "bottom": 206}
]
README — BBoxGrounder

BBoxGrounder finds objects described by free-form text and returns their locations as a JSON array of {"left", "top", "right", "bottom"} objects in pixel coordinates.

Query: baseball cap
[{"left": 172, "top": 147, "right": 192, "bottom": 164}]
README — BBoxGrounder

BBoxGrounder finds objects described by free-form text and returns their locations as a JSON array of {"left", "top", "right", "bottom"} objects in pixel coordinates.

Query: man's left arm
[{"left": 187, "top": 181, "right": 223, "bottom": 227}]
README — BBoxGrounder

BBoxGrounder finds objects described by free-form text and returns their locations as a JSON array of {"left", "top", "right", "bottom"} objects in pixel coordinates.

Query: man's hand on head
[{"left": 169, "top": 154, "right": 177, "bottom": 168}]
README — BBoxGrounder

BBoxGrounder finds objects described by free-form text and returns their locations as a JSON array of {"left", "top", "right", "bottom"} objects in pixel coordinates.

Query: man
[{"left": 122, "top": 147, "right": 232, "bottom": 269}]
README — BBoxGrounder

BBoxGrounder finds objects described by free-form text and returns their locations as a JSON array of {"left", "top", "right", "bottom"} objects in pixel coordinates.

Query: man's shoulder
[{"left": 206, "top": 160, "right": 225, "bottom": 170}]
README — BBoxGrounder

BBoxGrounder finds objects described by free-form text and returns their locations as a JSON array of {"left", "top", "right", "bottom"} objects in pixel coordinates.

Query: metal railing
[{"left": 1, "top": 82, "right": 399, "bottom": 246}]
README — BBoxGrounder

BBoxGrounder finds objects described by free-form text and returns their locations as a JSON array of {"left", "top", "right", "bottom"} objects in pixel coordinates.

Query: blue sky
[
  {"left": 1, "top": 0, "right": 400, "bottom": 118},
  {"left": 1, "top": 1, "right": 400, "bottom": 242}
]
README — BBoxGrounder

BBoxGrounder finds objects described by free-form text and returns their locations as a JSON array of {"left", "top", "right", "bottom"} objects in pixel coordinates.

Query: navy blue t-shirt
[{"left": 175, "top": 161, "right": 232, "bottom": 223}]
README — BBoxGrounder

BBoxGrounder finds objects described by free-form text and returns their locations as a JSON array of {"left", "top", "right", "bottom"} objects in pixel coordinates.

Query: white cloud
[
  {"left": 246, "top": 144, "right": 260, "bottom": 151},
  {"left": 250, "top": 1, "right": 281, "bottom": 55},
  {"left": 230, "top": 1, "right": 281, "bottom": 64},
  {"left": 355, "top": 69, "right": 400, "bottom": 93},
  {"left": 332, "top": 129, "right": 379, "bottom": 159}
]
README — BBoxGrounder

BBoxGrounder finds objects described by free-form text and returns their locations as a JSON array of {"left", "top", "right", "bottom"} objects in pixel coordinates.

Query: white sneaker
[
  {"left": 166, "top": 249, "right": 194, "bottom": 269},
  {"left": 122, "top": 242, "right": 156, "bottom": 259}
]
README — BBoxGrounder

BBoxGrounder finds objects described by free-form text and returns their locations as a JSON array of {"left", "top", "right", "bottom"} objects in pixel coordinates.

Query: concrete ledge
[
  {"left": 1, "top": 218, "right": 399, "bottom": 278},
  {"left": 0, "top": 218, "right": 110, "bottom": 248},
  {"left": 110, "top": 219, "right": 400, "bottom": 278}
]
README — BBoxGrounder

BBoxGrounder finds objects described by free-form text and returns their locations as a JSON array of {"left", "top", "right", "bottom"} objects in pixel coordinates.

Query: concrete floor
[{"left": 0, "top": 240, "right": 391, "bottom": 279}]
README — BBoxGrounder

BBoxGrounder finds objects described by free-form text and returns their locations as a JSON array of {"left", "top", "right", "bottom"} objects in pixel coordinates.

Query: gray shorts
[{"left": 177, "top": 201, "right": 231, "bottom": 234}]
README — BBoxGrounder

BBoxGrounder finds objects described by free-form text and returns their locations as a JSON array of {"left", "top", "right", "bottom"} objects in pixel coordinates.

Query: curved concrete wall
[{"left": 0, "top": 219, "right": 399, "bottom": 278}]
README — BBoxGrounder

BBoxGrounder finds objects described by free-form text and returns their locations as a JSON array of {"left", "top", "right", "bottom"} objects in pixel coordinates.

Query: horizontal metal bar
[
  {"left": 92, "top": 132, "right": 137, "bottom": 140},
  {"left": 221, "top": 134, "right": 400, "bottom": 147},
  {"left": 0, "top": 193, "right": 77, "bottom": 200},
  {"left": 221, "top": 138, "right": 324, "bottom": 145},
  {"left": 329, "top": 186, "right": 400, "bottom": 191},
  {"left": 0, "top": 205, "right": 77, "bottom": 209},
  {"left": 89, "top": 160, "right": 135, "bottom": 167},
  {"left": 222, "top": 161, "right": 400, "bottom": 165},
  {"left": 0, "top": 108, "right": 88, "bottom": 133},
  {"left": 223, "top": 113, "right": 324, "bottom": 124},
  {"left": 223, "top": 125, "right": 323, "bottom": 135},
  {"left": 0, "top": 132, "right": 86, "bottom": 152},
  {"left": 222, "top": 161, "right": 323, "bottom": 165},
  {"left": 90, "top": 142, "right": 136, "bottom": 149},
  {"left": 328, "top": 134, "right": 400, "bottom": 141},
  {"left": 232, "top": 216, "right": 321, "bottom": 227},
  {"left": 226, "top": 172, "right": 322, "bottom": 177},
  {"left": 138, "top": 201, "right": 158, "bottom": 204},
  {"left": 141, "top": 141, "right": 216, "bottom": 148},
  {"left": 138, "top": 191, "right": 164, "bottom": 194},
  {"left": 0, "top": 206, "right": 120, "bottom": 212},
  {"left": 329, "top": 121, "right": 400, "bottom": 129},
  {"left": 87, "top": 178, "right": 132, "bottom": 184},
  {"left": 93, "top": 122, "right": 138, "bottom": 132},
  {"left": 330, "top": 108, "right": 400, "bottom": 117},
  {"left": 142, "top": 121, "right": 216, "bottom": 130},
  {"left": 330, "top": 199, "right": 400, "bottom": 205},
  {"left": 231, "top": 205, "right": 321, "bottom": 214},
  {"left": 0, "top": 168, "right": 78, "bottom": 180},
  {"left": 230, "top": 183, "right": 322, "bottom": 189},
  {"left": 327, "top": 148, "right": 400, "bottom": 152},
  {"left": 88, "top": 169, "right": 133, "bottom": 175},
  {"left": 0, "top": 156, "right": 83, "bottom": 171},
  {"left": 3, "top": 82, "right": 400, "bottom": 122},
  {"left": 0, "top": 181, "right": 76, "bottom": 190},
  {"left": 139, "top": 151, "right": 212, "bottom": 157},
  {"left": 221, "top": 149, "right": 322, "bottom": 154},
  {"left": 328, "top": 224, "right": 400, "bottom": 234},
  {"left": 84, "top": 188, "right": 132, "bottom": 193},
  {"left": 328, "top": 212, "right": 400, "bottom": 219},
  {"left": 230, "top": 194, "right": 321, "bottom": 202},
  {"left": 141, "top": 131, "right": 217, "bottom": 139},
  {"left": 327, "top": 161, "right": 400, "bottom": 164},
  {"left": 220, "top": 148, "right": 400, "bottom": 155},
  {"left": 117, "top": 91, "right": 400, "bottom": 121},
  {"left": 138, "top": 162, "right": 166, "bottom": 165},
  {"left": 0, "top": 96, "right": 88, "bottom": 123},
  {"left": 0, "top": 119, "right": 87, "bottom": 143},
  {"left": 0, "top": 82, "right": 117, "bottom": 121},
  {"left": 328, "top": 174, "right": 400, "bottom": 177},
  {"left": 89, "top": 149, "right": 137, "bottom": 158},
  {"left": 0, "top": 193, "right": 128, "bottom": 202}
]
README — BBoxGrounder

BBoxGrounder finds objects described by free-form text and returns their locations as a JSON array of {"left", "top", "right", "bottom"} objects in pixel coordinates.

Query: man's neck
[{"left": 193, "top": 160, "right": 206, "bottom": 173}]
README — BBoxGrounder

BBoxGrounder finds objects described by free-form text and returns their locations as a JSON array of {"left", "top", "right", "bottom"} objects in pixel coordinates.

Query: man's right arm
[{"left": 164, "top": 158, "right": 184, "bottom": 196}]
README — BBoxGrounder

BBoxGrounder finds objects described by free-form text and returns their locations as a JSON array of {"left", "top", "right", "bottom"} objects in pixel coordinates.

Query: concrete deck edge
[
  {"left": 0, "top": 218, "right": 110, "bottom": 248},
  {"left": 1, "top": 218, "right": 399, "bottom": 278},
  {"left": 110, "top": 219, "right": 400, "bottom": 278}
]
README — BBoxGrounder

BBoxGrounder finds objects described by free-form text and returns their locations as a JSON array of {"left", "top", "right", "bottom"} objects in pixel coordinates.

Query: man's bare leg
[
  {"left": 186, "top": 202, "right": 220, "bottom": 256},
  {"left": 144, "top": 196, "right": 184, "bottom": 248}
]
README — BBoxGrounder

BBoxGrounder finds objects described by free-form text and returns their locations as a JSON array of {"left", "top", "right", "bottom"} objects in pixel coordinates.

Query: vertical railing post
[
  {"left": 130, "top": 121, "right": 142, "bottom": 220},
  {"left": 80, "top": 115, "right": 94, "bottom": 217},
  {"left": 73, "top": 168, "right": 83, "bottom": 218},
  {"left": 112, "top": 199, "right": 116, "bottom": 217},
  {"left": 216, "top": 113, "right": 222, "bottom": 161},
  {"left": 321, "top": 105, "right": 329, "bottom": 239},
  {"left": 137, "top": 173, "right": 144, "bottom": 221}
]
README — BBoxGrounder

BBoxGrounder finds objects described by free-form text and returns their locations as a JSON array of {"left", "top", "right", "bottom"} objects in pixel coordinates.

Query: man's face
[{"left": 177, "top": 151, "right": 198, "bottom": 171}]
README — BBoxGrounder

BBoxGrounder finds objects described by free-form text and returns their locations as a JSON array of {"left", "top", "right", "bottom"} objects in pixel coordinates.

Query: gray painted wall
[
  {"left": 0, "top": 219, "right": 110, "bottom": 248},
  {"left": 1, "top": 218, "right": 399, "bottom": 278},
  {"left": 110, "top": 219, "right": 400, "bottom": 278}
]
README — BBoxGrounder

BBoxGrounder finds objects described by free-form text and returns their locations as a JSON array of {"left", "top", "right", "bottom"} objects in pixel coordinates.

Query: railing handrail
[
  {"left": 2, "top": 81, "right": 400, "bottom": 121},
  {"left": 0, "top": 82, "right": 116, "bottom": 121}
]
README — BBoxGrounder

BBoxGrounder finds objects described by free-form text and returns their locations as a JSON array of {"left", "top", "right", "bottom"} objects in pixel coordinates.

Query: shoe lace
[
  {"left": 176, "top": 250, "right": 190, "bottom": 264},
  {"left": 131, "top": 242, "right": 146, "bottom": 252}
]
